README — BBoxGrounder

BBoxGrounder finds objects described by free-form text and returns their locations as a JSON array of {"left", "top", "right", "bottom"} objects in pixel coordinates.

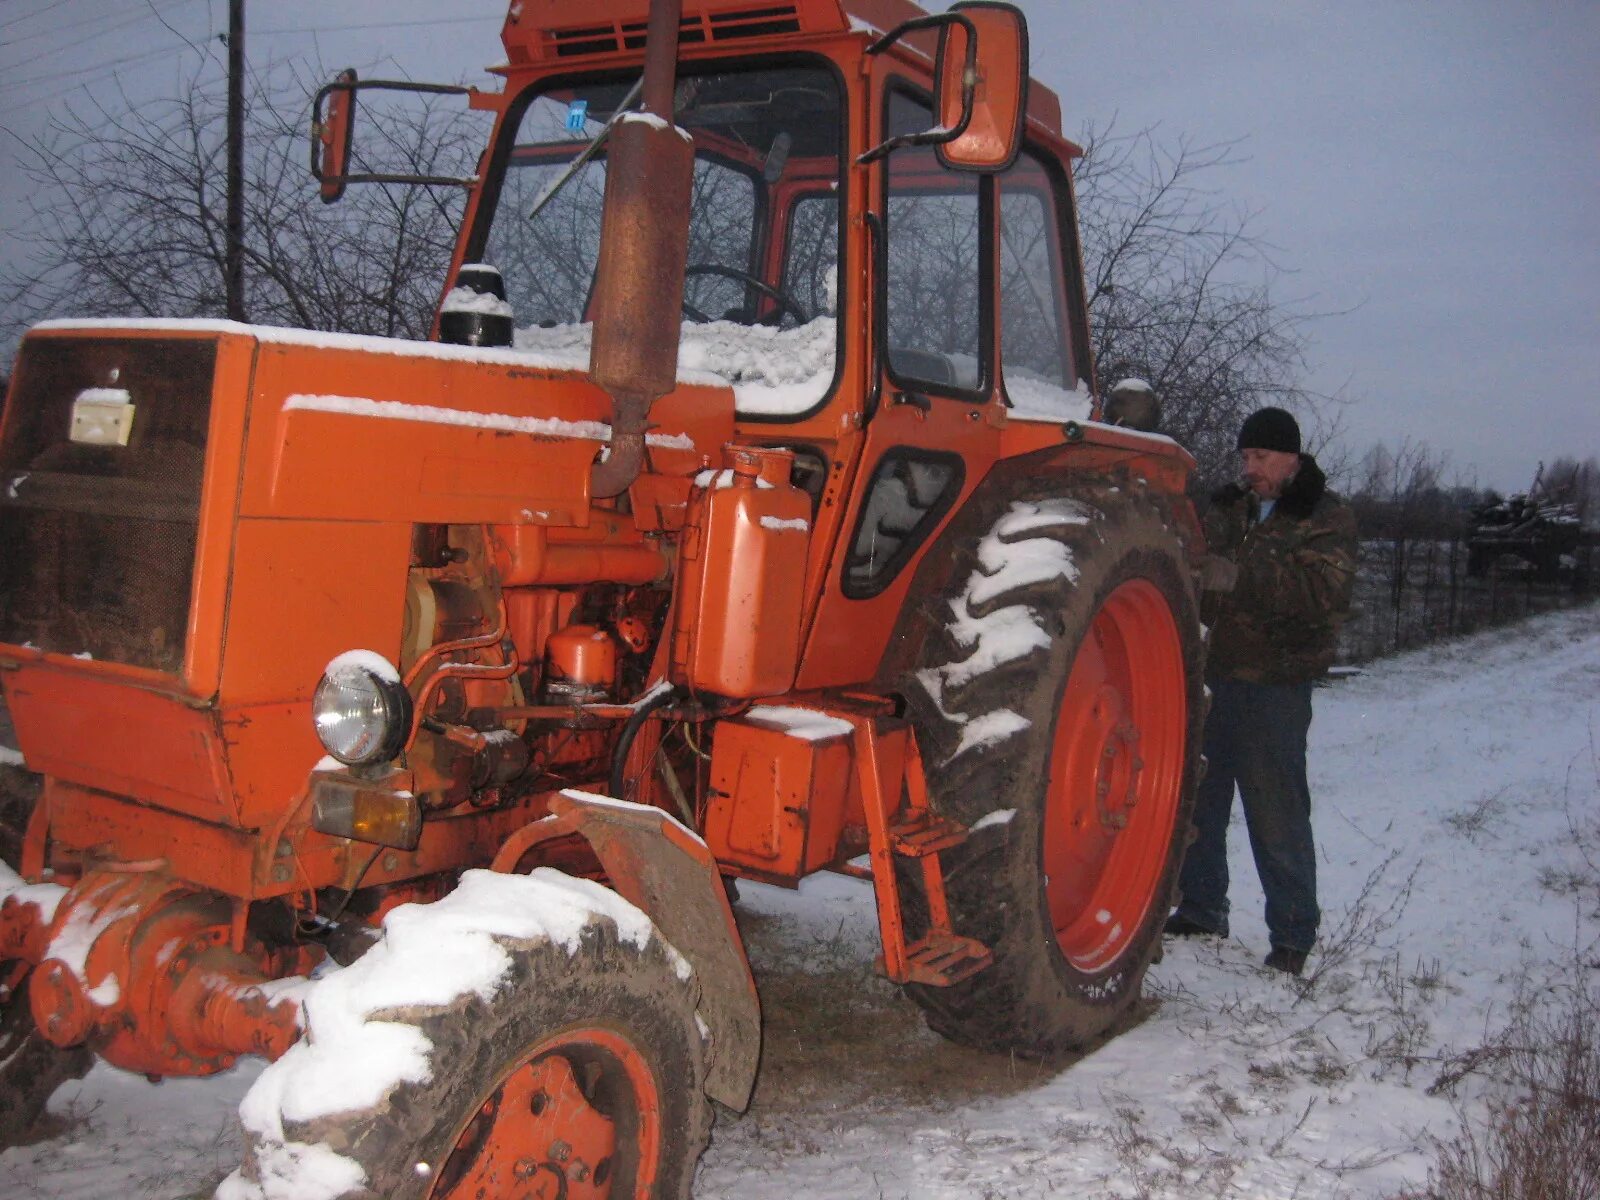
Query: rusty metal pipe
[
  {"left": 586, "top": 0, "right": 692, "bottom": 499},
  {"left": 640, "top": 0, "right": 684, "bottom": 118},
  {"left": 589, "top": 391, "right": 652, "bottom": 499}
]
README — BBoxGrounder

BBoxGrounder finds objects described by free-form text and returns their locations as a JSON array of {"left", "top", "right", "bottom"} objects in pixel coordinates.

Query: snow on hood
[
  {"left": 1004, "top": 372, "right": 1095, "bottom": 424},
  {"left": 515, "top": 315, "right": 838, "bottom": 418}
]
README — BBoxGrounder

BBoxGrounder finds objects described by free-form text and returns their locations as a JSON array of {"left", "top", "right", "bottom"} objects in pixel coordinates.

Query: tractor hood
[{"left": 0, "top": 319, "right": 735, "bottom": 845}]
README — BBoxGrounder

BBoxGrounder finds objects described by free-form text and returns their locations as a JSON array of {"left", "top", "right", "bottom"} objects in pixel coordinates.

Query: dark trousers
[{"left": 1175, "top": 678, "right": 1320, "bottom": 953}]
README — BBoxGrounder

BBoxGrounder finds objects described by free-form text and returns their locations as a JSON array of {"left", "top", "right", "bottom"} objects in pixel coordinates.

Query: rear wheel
[
  {"left": 896, "top": 482, "right": 1203, "bottom": 1056},
  {"left": 223, "top": 870, "right": 710, "bottom": 1200}
]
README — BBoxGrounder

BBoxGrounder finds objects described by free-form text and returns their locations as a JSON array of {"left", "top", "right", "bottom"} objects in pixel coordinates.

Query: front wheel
[
  {"left": 220, "top": 869, "right": 711, "bottom": 1200},
  {"left": 894, "top": 481, "right": 1204, "bottom": 1056}
]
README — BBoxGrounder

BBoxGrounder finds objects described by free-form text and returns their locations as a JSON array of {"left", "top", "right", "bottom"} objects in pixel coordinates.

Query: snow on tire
[
  {"left": 889, "top": 476, "right": 1204, "bottom": 1057},
  {"left": 218, "top": 868, "right": 711, "bottom": 1200}
]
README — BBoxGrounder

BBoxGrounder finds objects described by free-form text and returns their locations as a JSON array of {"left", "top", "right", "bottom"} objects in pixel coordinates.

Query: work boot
[
  {"left": 1264, "top": 946, "right": 1308, "bottom": 977},
  {"left": 1164, "top": 912, "right": 1223, "bottom": 938}
]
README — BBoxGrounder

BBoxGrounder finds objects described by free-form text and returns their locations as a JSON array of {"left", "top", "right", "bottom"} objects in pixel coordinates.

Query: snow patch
[
  {"left": 695, "top": 468, "right": 774, "bottom": 490},
  {"left": 558, "top": 788, "right": 708, "bottom": 864},
  {"left": 215, "top": 1139, "right": 366, "bottom": 1200},
  {"left": 949, "top": 709, "right": 1031, "bottom": 759},
  {"left": 969, "top": 808, "right": 1017, "bottom": 832},
  {"left": 1004, "top": 374, "right": 1094, "bottom": 423},
  {"left": 86, "top": 974, "right": 121, "bottom": 1007},
  {"left": 322, "top": 649, "right": 400, "bottom": 686},
  {"left": 759, "top": 515, "right": 810, "bottom": 533},
  {"left": 745, "top": 705, "right": 854, "bottom": 742},
  {"left": 0, "top": 861, "right": 68, "bottom": 921},
  {"left": 74, "top": 386, "right": 132, "bottom": 404},
  {"left": 439, "top": 286, "right": 513, "bottom": 317},
  {"left": 226, "top": 867, "right": 689, "bottom": 1200}
]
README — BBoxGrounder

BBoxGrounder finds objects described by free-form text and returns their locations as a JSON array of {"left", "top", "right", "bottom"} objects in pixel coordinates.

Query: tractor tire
[
  {"left": 3, "top": 764, "right": 93, "bottom": 1150},
  {"left": 0, "top": 762, "right": 39, "bottom": 872},
  {"left": 888, "top": 475, "right": 1203, "bottom": 1057},
  {"left": 222, "top": 870, "right": 711, "bottom": 1200},
  {"left": 0, "top": 969, "right": 93, "bottom": 1147}
]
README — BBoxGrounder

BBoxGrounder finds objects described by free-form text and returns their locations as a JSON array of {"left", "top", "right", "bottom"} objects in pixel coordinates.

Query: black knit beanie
[{"left": 1237, "top": 407, "right": 1301, "bottom": 454}]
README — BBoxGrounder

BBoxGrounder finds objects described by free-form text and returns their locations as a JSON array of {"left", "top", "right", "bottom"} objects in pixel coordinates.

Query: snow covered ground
[{"left": 4, "top": 605, "right": 1597, "bottom": 1199}]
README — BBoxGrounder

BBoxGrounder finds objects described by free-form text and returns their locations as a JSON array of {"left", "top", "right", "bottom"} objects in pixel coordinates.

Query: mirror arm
[
  {"left": 311, "top": 77, "right": 479, "bottom": 190},
  {"left": 856, "top": 13, "right": 978, "bottom": 166}
]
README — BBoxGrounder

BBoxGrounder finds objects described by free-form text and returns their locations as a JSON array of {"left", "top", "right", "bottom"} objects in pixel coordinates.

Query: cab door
[{"left": 795, "top": 77, "right": 1005, "bottom": 690}]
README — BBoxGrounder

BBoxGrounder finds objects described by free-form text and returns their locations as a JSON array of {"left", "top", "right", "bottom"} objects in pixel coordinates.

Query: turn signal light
[{"left": 310, "top": 769, "right": 422, "bottom": 849}]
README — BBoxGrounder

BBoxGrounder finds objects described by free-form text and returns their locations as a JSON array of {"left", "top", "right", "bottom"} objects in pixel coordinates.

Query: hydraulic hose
[{"left": 607, "top": 684, "right": 680, "bottom": 800}]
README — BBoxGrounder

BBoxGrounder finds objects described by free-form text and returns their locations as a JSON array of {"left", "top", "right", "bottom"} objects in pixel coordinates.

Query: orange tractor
[{"left": 0, "top": 1, "right": 1204, "bottom": 1195}]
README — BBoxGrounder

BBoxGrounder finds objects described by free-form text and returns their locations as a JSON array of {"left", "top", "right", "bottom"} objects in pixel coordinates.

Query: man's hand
[{"left": 1198, "top": 554, "right": 1239, "bottom": 593}]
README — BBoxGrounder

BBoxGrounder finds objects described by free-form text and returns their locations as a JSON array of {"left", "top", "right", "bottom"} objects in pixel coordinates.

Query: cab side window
[
  {"left": 999, "top": 150, "right": 1084, "bottom": 416},
  {"left": 884, "top": 91, "right": 984, "bottom": 394}
]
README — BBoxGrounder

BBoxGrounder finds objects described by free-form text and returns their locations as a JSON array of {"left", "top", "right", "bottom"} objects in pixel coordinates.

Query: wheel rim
[
  {"left": 1042, "top": 578, "right": 1187, "bottom": 974},
  {"left": 427, "top": 1027, "right": 662, "bottom": 1199}
]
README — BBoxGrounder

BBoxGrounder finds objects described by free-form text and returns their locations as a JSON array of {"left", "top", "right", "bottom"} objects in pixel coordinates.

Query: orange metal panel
[
  {"left": 237, "top": 338, "right": 735, "bottom": 527},
  {"left": 704, "top": 716, "right": 850, "bottom": 879},
  {"left": 44, "top": 780, "right": 259, "bottom": 892},
  {"left": 671, "top": 449, "right": 812, "bottom": 698},
  {"left": 501, "top": 0, "right": 855, "bottom": 67},
  {"left": 3, "top": 666, "right": 238, "bottom": 826},
  {"left": 220, "top": 517, "right": 412, "bottom": 704},
  {"left": 796, "top": 399, "right": 1000, "bottom": 690},
  {"left": 186, "top": 331, "right": 257, "bottom": 696},
  {"left": 219, "top": 701, "right": 330, "bottom": 833}
]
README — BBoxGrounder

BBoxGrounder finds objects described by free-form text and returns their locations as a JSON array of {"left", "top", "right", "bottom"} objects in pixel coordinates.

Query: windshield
[{"left": 479, "top": 63, "right": 842, "bottom": 418}]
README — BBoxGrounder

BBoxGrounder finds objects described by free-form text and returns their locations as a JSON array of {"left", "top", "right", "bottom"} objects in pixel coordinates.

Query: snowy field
[{"left": 4, "top": 604, "right": 1597, "bottom": 1199}]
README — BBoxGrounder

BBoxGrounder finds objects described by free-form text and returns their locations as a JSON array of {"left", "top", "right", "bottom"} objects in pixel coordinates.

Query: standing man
[{"left": 1167, "top": 407, "right": 1357, "bottom": 975}]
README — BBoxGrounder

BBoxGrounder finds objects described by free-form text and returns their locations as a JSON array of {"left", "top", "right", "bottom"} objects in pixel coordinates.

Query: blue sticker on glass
[{"left": 565, "top": 100, "right": 589, "bottom": 132}]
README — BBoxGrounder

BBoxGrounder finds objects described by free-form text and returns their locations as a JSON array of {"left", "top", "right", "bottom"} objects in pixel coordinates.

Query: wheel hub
[
  {"left": 1043, "top": 578, "right": 1187, "bottom": 973},
  {"left": 432, "top": 1053, "right": 618, "bottom": 1199}
]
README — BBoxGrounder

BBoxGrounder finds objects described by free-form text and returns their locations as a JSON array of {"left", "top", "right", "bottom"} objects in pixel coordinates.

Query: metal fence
[{"left": 1340, "top": 536, "right": 1596, "bottom": 664}]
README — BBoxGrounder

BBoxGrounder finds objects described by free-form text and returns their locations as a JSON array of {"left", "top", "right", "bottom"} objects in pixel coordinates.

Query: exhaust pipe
[{"left": 587, "top": 0, "right": 692, "bottom": 499}]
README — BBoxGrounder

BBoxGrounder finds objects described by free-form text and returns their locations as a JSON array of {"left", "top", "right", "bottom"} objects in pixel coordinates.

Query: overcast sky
[{"left": 1, "top": 0, "right": 1595, "bottom": 492}]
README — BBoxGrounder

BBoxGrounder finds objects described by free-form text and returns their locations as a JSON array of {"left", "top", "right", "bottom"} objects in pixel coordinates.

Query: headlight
[{"left": 313, "top": 651, "right": 412, "bottom": 766}]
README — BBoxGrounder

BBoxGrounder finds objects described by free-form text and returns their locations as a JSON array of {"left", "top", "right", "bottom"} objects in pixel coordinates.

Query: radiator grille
[
  {"left": 0, "top": 337, "right": 214, "bottom": 674},
  {"left": 550, "top": 5, "right": 802, "bottom": 57}
]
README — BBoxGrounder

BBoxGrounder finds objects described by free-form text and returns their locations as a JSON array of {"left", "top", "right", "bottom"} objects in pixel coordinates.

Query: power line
[
  {"left": 0, "top": 0, "right": 196, "bottom": 53},
  {"left": 252, "top": 14, "right": 501, "bottom": 37},
  {"left": 0, "top": 0, "right": 78, "bottom": 35}
]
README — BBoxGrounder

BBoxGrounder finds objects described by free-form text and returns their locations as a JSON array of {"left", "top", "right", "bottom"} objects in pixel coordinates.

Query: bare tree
[
  {"left": 1, "top": 60, "right": 484, "bottom": 357},
  {"left": 1073, "top": 121, "right": 1324, "bottom": 487}
]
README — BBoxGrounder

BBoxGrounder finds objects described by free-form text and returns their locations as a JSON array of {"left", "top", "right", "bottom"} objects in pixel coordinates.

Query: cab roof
[{"left": 499, "top": 0, "right": 1064, "bottom": 139}]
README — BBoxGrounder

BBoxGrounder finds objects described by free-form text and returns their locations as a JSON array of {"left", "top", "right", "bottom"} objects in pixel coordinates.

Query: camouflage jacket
[{"left": 1203, "top": 455, "right": 1357, "bottom": 684}]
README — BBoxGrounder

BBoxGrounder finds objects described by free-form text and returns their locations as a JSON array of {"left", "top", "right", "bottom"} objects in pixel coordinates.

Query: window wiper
[{"left": 527, "top": 76, "right": 645, "bottom": 221}]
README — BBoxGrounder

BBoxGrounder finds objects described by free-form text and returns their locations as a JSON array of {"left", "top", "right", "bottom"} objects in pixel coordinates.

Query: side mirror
[
  {"left": 857, "top": 2, "right": 1029, "bottom": 172},
  {"left": 935, "top": 2, "right": 1028, "bottom": 173},
  {"left": 310, "top": 72, "right": 478, "bottom": 203},
  {"left": 312, "top": 69, "right": 358, "bottom": 204}
]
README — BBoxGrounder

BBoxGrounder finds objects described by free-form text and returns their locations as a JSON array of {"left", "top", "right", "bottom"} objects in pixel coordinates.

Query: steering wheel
[{"left": 682, "top": 263, "right": 810, "bottom": 327}]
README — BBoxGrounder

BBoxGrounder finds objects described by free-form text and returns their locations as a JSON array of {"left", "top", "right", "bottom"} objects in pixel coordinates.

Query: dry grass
[{"left": 1406, "top": 969, "right": 1600, "bottom": 1200}]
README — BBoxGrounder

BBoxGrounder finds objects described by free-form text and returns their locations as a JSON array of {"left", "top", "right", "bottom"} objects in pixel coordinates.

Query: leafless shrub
[
  {"left": 2, "top": 57, "right": 484, "bottom": 354},
  {"left": 1299, "top": 851, "right": 1416, "bottom": 990},
  {"left": 1409, "top": 970, "right": 1600, "bottom": 1199},
  {"left": 1073, "top": 121, "right": 1328, "bottom": 487},
  {"left": 1444, "top": 789, "right": 1508, "bottom": 841}
]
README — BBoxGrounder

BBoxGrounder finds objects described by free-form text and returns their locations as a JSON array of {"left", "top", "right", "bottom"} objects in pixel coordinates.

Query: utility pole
[{"left": 226, "top": 0, "right": 246, "bottom": 321}]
